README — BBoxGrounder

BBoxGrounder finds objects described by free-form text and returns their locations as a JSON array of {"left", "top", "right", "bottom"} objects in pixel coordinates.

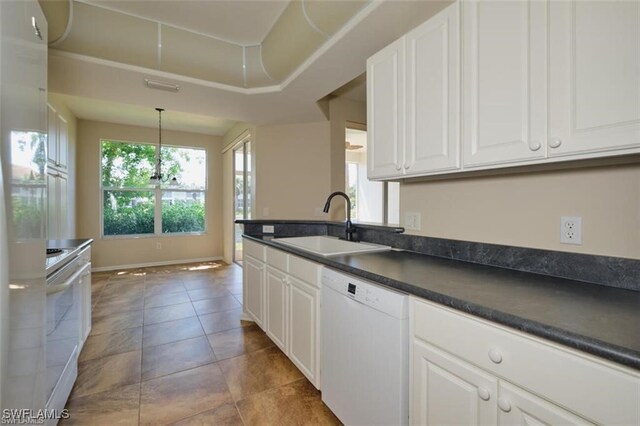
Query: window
[
  {"left": 101, "top": 140, "right": 206, "bottom": 237},
  {"left": 345, "top": 127, "right": 399, "bottom": 224}
]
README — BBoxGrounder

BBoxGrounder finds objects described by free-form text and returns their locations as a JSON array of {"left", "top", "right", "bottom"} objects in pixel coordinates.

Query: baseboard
[{"left": 92, "top": 256, "right": 225, "bottom": 272}]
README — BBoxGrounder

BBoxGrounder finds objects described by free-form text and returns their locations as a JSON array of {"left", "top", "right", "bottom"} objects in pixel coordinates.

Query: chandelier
[{"left": 149, "top": 107, "right": 178, "bottom": 185}]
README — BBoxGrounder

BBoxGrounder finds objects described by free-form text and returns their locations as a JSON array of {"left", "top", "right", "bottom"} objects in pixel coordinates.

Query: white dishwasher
[{"left": 321, "top": 268, "right": 409, "bottom": 426}]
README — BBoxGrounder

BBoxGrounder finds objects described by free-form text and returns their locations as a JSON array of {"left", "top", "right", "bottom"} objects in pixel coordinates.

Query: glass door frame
[{"left": 232, "top": 134, "right": 253, "bottom": 265}]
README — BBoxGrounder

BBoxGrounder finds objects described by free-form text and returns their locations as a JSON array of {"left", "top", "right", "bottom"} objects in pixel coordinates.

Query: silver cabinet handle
[
  {"left": 529, "top": 141, "right": 541, "bottom": 151},
  {"left": 395, "top": 164, "right": 402, "bottom": 171},
  {"left": 477, "top": 387, "right": 491, "bottom": 401},
  {"left": 549, "top": 137, "right": 562, "bottom": 149},
  {"left": 404, "top": 163, "right": 410, "bottom": 170}
]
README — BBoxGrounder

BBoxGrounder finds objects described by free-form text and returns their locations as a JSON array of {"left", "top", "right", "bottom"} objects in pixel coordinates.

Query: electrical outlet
[
  {"left": 262, "top": 207, "right": 270, "bottom": 217},
  {"left": 262, "top": 225, "right": 275, "bottom": 234},
  {"left": 405, "top": 212, "right": 421, "bottom": 231},
  {"left": 560, "top": 216, "right": 582, "bottom": 245},
  {"left": 156, "top": 242, "right": 162, "bottom": 250}
]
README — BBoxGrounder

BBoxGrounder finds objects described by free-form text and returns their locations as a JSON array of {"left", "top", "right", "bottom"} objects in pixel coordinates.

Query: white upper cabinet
[
  {"left": 462, "top": 0, "right": 548, "bottom": 167},
  {"left": 367, "top": 0, "right": 639, "bottom": 179},
  {"left": 47, "top": 103, "right": 69, "bottom": 171},
  {"left": 367, "top": 37, "right": 405, "bottom": 179},
  {"left": 368, "top": 2, "right": 460, "bottom": 180},
  {"left": 548, "top": 0, "right": 640, "bottom": 157},
  {"left": 406, "top": 1, "right": 460, "bottom": 175}
]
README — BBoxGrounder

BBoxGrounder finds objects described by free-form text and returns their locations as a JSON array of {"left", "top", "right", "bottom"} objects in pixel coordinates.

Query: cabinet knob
[
  {"left": 498, "top": 398, "right": 512, "bottom": 413},
  {"left": 488, "top": 348, "right": 503, "bottom": 364},
  {"left": 477, "top": 387, "right": 491, "bottom": 401},
  {"left": 549, "top": 137, "right": 562, "bottom": 149},
  {"left": 528, "top": 141, "right": 541, "bottom": 151}
]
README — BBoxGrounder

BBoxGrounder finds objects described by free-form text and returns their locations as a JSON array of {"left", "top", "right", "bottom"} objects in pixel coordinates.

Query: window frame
[{"left": 100, "top": 138, "right": 208, "bottom": 239}]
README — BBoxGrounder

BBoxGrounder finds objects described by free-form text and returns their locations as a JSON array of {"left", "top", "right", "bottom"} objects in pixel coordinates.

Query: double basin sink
[{"left": 273, "top": 236, "right": 391, "bottom": 257}]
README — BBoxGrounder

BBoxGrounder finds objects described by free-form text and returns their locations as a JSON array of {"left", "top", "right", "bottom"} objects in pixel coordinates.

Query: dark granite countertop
[
  {"left": 46, "top": 238, "right": 93, "bottom": 275},
  {"left": 245, "top": 234, "right": 640, "bottom": 370}
]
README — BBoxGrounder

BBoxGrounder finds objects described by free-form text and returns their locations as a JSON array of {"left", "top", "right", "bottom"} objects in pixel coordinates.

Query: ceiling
[
  {"left": 84, "top": 0, "right": 289, "bottom": 45},
  {"left": 45, "top": 0, "right": 453, "bottom": 136}
]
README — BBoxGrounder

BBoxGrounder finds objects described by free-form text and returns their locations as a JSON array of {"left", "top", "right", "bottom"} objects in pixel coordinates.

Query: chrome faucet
[{"left": 323, "top": 191, "right": 355, "bottom": 241}]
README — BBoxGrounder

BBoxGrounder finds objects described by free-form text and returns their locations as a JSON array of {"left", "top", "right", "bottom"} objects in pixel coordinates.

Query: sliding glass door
[{"left": 233, "top": 141, "right": 252, "bottom": 264}]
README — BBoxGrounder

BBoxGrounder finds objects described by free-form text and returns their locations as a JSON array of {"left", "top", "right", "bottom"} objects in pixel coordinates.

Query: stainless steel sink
[{"left": 272, "top": 236, "right": 391, "bottom": 257}]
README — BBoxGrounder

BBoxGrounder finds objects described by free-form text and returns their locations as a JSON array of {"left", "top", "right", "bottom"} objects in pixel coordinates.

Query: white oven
[{"left": 45, "top": 254, "right": 90, "bottom": 422}]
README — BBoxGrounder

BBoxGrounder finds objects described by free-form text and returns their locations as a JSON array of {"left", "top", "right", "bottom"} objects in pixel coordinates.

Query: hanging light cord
[{"left": 156, "top": 107, "right": 164, "bottom": 180}]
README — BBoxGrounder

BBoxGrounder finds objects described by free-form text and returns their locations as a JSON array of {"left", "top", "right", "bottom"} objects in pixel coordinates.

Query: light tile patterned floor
[{"left": 62, "top": 261, "right": 340, "bottom": 426}]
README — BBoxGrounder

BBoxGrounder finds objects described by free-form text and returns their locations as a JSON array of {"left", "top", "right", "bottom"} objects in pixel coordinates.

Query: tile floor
[{"left": 62, "top": 261, "right": 340, "bottom": 426}]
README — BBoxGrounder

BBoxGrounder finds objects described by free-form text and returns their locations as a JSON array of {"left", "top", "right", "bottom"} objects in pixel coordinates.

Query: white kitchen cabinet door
[
  {"left": 462, "top": 0, "right": 548, "bottom": 167},
  {"left": 47, "top": 103, "right": 58, "bottom": 166},
  {"left": 266, "top": 266, "right": 288, "bottom": 352},
  {"left": 412, "top": 339, "right": 498, "bottom": 426},
  {"left": 46, "top": 170, "right": 68, "bottom": 240},
  {"left": 79, "top": 261, "right": 92, "bottom": 349},
  {"left": 288, "top": 275, "right": 320, "bottom": 389},
  {"left": 405, "top": 1, "right": 460, "bottom": 175},
  {"left": 57, "top": 115, "right": 68, "bottom": 170},
  {"left": 549, "top": 1, "right": 640, "bottom": 157},
  {"left": 498, "top": 381, "right": 593, "bottom": 426},
  {"left": 46, "top": 104, "right": 68, "bottom": 171},
  {"left": 367, "top": 37, "right": 405, "bottom": 179},
  {"left": 244, "top": 255, "right": 266, "bottom": 330}
]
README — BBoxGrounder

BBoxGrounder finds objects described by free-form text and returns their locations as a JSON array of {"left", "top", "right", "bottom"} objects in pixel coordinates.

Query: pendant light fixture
[{"left": 149, "top": 107, "right": 178, "bottom": 186}]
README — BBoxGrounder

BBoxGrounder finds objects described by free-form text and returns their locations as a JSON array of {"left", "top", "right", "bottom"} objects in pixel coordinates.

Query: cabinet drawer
[
  {"left": 412, "top": 298, "right": 639, "bottom": 425},
  {"left": 243, "top": 238, "right": 265, "bottom": 262},
  {"left": 288, "top": 255, "right": 322, "bottom": 288},
  {"left": 266, "top": 246, "right": 288, "bottom": 271}
]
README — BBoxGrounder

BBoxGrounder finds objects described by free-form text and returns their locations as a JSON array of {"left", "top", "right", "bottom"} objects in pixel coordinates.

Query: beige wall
[
  {"left": 76, "top": 120, "right": 224, "bottom": 269},
  {"left": 48, "top": 94, "right": 77, "bottom": 238},
  {"left": 255, "top": 121, "right": 331, "bottom": 220},
  {"left": 400, "top": 163, "right": 640, "bottom": 259}
]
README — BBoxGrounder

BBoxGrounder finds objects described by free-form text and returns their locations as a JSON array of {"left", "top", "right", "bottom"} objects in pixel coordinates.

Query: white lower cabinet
[
  {"left": 288, "top": 275, "right": 320, "bottom": 387},
  {"left": 266, "top": 265, "right": 288, "bottom": 352},
  {"left": 78, "top": 246, "right": 92, "bottom": 349},
  {"left": 410, "top": 297, "right": 640, "bottom": 426},
  {"left": 412, "top": 339, "right": 497, "bottom": 425},
  {"left": 242, "top": 239, "right": 322, "bottom": 389},
  {"left": 498, "top": 381, "right": 592, "bottom": 426},
  {"left": 244, "top": 255, "right": 266, "bottom": 330}
]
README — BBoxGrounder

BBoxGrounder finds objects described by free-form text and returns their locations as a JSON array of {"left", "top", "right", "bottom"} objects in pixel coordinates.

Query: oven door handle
[{"left": 47, "top": 263, "right": 91, "bottom": 295}]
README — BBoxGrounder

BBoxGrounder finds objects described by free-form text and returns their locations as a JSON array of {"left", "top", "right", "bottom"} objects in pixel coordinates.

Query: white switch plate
[
  {"left": 262, "top": 225, "right": 275, "bottom": 234},
  {"left": 405, "top": 212, "right": 421, "bottom": 231},
  {"left": 262, "top": 207, "right": 270, "bottom": 217},
  {"left": 560, "top": 216, "right": 582, "bottom": 245}
]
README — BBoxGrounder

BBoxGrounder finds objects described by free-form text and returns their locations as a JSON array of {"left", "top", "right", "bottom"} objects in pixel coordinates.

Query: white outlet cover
[
  {"left": 560, "top": 216, "right": 582, "bottom": 245},
  {"left": 262, "top": 225, "right": 275, "bottom": 234},
  {"left": 405, "top": 212, "right": 421, "bottom": 231}
]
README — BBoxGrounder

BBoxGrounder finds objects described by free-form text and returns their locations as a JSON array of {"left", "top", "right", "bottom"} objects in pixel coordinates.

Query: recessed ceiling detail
[{"left": 40, "top": 0, "right": 370, "bottom": 89}]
